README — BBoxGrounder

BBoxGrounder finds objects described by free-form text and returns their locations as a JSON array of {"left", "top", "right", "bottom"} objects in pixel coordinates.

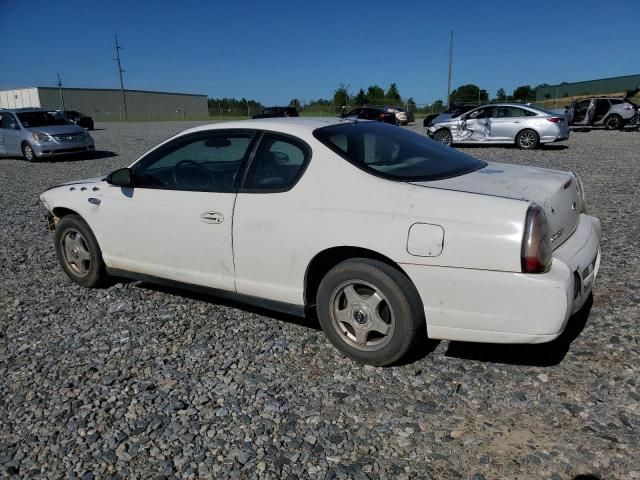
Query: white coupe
[{"left": 40, "top": 118, "right": 601, "bottom": 365}]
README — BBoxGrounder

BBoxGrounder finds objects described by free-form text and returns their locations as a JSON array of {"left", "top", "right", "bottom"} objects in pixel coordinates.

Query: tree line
[{"left": 207, "top": 82, "right": 551, "bottom": 116}]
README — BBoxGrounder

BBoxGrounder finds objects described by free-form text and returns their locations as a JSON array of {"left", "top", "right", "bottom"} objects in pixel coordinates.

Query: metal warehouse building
[
  {"left": 0, "top": 87, "right": 208, "bottom": 121},
  {"left": 535, "top": 74, "right": 640, "bottom": 101}
]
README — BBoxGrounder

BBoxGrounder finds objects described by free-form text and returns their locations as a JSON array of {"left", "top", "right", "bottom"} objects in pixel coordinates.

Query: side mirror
[
  {"left": 107, "top": 167, "right": 132, "bottom": 187},
  {"left": 9, "top": 122, "right": 18, "bottom": 130}
]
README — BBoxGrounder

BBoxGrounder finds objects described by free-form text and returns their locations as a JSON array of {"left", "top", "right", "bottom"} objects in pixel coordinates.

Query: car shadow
[
  {"left": 443, "top": 294, "right": 592, "bottom": 367},
  {"left": 540, "top": 144, "right": 569, "bottom": 150},
  {"left": 41, "top": 150, "right": 118, "bottom": 162},
  {"left": 133, "top": 281, "right": 322, "bottom": 331}
]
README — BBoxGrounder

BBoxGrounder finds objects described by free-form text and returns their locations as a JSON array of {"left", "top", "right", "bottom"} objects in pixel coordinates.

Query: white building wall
[{"left": 0, "top": 88, "right": 41, "bottom": 108}]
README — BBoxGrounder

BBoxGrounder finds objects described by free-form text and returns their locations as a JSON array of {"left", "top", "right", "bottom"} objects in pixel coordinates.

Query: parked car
[
  {"left": 428, "top": 104, "right": 569, "bottom": 149},
  {"left": 252, "top": 106, "right": 299, "bottom": 119},
  {"left": 565, "top": 96, "right": 638, "bottom": 130},
  {"left": 40, "top": 118, "right": 600, "bottom": 366},
  {"left": 341, "top": 107, "right": 398, "bottom": 125},
  {"left": 385, "top": 107, "right": 415, "bottom": 125},
  {"left": 0, "top": 108, "right": 95, "bottom": 161},
  {"left": 51, "top": 110, "right": 95, "bottom": 130},
  {"left": 423, "top": 105, "right": 478, "bottom": 128}
]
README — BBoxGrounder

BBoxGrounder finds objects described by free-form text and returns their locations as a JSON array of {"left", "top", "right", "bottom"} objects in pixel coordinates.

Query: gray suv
[
  {"left": 0, "top": 108, "right": 95, "bottom": 161},
  {"left": 565, "top": 97, "right": 638, "bottom": 130}
]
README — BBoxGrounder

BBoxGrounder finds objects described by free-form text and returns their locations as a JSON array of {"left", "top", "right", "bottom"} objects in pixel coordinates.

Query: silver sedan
[{"left": 427, "top": 104, "right": 569, "bottom": 150}]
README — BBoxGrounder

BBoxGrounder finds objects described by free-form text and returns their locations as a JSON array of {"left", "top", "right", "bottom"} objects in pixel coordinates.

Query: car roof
[
  {"left": 0, "top": 107, "right": 48, "bottom": 113},
  {"left": 180, "top": 117, "right": 353, "bottom": 137}
]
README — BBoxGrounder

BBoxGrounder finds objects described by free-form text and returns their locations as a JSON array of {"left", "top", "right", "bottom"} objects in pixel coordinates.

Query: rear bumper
[{"left": 401, "top": 214, "right": 600, "bottom": 344}]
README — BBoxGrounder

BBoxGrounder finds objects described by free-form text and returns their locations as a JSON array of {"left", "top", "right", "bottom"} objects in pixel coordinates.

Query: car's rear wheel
[
  {"left": 516, "top": 129, "right": 539, "bottom": 150},
  {"left": 604, "top": 114, "right": 623, "bottom": 130},
  {"left": 316, "top": 258, "right": 424, "bottom": 366},
  {"left": 54, "top": 215, "right": 107, "bottom": 288},
  {"left": 433, "top": 129, "right": 453, "bottom": 146},
  {"left": 22, "top": 142, "right": 37, "bottom": 162}
]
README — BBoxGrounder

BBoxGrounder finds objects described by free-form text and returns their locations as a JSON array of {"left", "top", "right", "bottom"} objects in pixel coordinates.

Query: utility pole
[
  {"left": 114, "top": 35, "right": 128, "bottom": 120},
  {"left": 57, "top": 73, "right": 66, "bottom": 111},
  {"left": 447, "top": 31, "right": 454, "bottom": 108}
]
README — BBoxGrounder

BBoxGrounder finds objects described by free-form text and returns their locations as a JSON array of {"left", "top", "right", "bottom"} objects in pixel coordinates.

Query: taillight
[
  {"left": 379, "top": 113, "right": 385, "bottom": 120},
  {"left": 521, "top": 204, "right": 552, "bottom": 273},
  {"left": 546, "top": 117, "right": 563, "bottom": 123}
]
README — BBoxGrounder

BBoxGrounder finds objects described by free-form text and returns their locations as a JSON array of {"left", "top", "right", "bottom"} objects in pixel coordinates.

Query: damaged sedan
[
  {"left": 428, "top": 103, "right": 570, "bottom": 149},
  {"left": 40, "top": 118, "right": 600, "bottom": 366}
]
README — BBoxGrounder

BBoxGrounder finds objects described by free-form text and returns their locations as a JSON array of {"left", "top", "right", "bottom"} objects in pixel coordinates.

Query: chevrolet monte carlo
[{"left": 40, "top": 118, "right": 601, "bottom": 365}]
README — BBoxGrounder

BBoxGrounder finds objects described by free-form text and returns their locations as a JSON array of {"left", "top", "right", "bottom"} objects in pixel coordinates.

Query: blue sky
[{"left": 1, "top": 0, "right": 638, "bottom": 105}]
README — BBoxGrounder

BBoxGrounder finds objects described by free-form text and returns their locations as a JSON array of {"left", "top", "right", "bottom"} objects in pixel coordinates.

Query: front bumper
[
  {"left": 33, "top": 139, "right": 95, "bottom": 157},
  {"left": 401, "top": 213, "right": 600, "bottom": 344}
]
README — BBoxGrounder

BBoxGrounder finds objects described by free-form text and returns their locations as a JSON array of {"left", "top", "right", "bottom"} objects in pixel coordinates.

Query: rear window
[{"left": 313, "top": 121, "right": 486, "bottom": 182}]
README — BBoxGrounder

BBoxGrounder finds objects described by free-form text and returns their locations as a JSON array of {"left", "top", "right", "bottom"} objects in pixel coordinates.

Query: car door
[
  {"left": 571, "top": 99, "right": 591, "bottom": 125},
  {"left": 591, "top": 99, "right": 611, "bottom": 125},
  {"left": 96, "top": 129, "right": 258, "bottom": 291},
  {"left": 491, "top": 106, "right": 528, "bottom": 141},
  {"left": 0, "top": 113, "right": 5, "bottom": 155},
  {"left": 457, "top": 106, "right": 495, "bottom": 141},
  {"left": 0, "top": 113, "right": 23, "bottom": 155},
  {"left": 232, "top": 131, "right": 312, "bottom": 304}
]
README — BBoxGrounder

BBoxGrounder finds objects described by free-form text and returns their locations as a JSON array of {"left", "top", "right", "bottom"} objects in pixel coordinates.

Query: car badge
[{"left": 550, "top": 229, "right": 564, "bottom": 243}]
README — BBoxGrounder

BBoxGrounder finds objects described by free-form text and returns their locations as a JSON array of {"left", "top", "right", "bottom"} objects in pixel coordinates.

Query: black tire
[
  {"left": 22, "top": 142, "right": 37, "bottom": 162},
  {"left": 54, "top": 215, "right": 107, "bottom": 288},
  {"left": 603, "top": 114, "right": 623, "bottom": 130},
  {"left": 316, "top": 258, "right": 425, "bottom": 366},
  {"left": 432, "top": 129, "right": 453, "bottom": 146},
  {"left": 515, "top": 129, "right": 539, "bottom": 150}
]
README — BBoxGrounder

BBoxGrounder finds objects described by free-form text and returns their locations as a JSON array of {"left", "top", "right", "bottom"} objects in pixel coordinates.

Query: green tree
[
  {"left": 512, "top": 85, "right": 535, "bottom": 102},
  {"left": 366, "top": 85, "right": 386, "bottom": 105},
  {"left": 406, "top": 97, "right": 416, "bottom": 113},
  {"left": 496, "top": 88, "right": 507, "bottom": 101},
  {"left": 289, "top": 98, "right": 301, "bottom": 108},
  {"left": 354, "top": 88, "right": 368, "bottom": 106},
  {"left": 450, "top": 84, "right": 488, "bottom": 103},
  {"left": 333, "top": 83, "right": 350, "bottom": 108},
  {"left": 386, "top": 83, "right": 401, "bottom": 103}
]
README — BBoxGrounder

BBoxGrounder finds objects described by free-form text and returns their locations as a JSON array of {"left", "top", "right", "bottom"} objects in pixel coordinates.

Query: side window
[
  {"left": 242, "top": 133, "right": 311, "bottom": 191},
  {"left": 468, "top": 107, "right": 493, "bottom": 119},
  {"left": 609, "top": 99, "right": 623, "bottom": 105},
  {"left": 1, "top": 114, "right": 18, "bottom": 129},
  {"left": 132, "top": 130, "right": 256, "bottom": 192},
  {"left": 496, "top": 107, "right": 526, "bottom": 118},
  {"left": 0, "top": 113, "right": 4, "bottom": 129}
]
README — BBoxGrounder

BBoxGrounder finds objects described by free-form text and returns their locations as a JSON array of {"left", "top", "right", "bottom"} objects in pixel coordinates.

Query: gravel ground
[{"left": 1, "top": 121, "right": 639, "bottom": 479}]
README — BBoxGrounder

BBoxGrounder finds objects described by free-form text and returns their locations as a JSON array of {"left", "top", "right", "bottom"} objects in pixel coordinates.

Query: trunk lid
[{"left": 411, "top": 162, "right": 582, "bottom": 249}]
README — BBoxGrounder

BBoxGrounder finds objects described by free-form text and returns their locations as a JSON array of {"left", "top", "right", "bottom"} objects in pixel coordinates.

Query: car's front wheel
[
  {"left": 316, "top": 258, "right": 424, "bottom": 366},
  {"left": 22, "top": 142, "right": 37, "bottom": 162},
  {"left": 432, "top": 129, "right": 453, "bottom": 146},
  {"left": 54, "top": 215, "right": 107, "bottom": 288}
]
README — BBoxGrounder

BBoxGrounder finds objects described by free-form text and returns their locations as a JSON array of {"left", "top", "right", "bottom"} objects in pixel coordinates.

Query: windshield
[
  {"left": 314, "top": 121, "right": 486, "bottom": 181},
  {"left": 17, "top": 111, "right": 70, "bottom": 128}
]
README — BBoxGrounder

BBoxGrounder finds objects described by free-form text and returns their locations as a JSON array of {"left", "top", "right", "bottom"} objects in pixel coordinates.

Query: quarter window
[
  {"left": 242, "top": 133, "right": 310, "bottom": 191},
  {"left": 132, "top": 130, "right": 256, "bottom": 192}
]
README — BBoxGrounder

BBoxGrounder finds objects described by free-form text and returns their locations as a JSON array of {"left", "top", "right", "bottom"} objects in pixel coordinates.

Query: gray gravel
[{"left": 1, "top": 121, "right": 639, "bottom": 479}]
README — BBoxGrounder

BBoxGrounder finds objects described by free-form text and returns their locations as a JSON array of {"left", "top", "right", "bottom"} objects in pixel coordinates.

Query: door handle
[
  {"left": 514, "top": 120, "right": 523, "bottom": 123},
  {"left": 200, "top": 211, "right": 224, "bottom": 224}
]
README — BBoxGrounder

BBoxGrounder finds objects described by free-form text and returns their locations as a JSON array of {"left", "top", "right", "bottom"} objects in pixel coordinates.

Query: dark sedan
[
  {"left": 341, "top": 107, "right": 398, "bottom": 125},
  {"left": 252, "top": 106, "right": 299, "bottom": 119},
  {"left": 52, "top": 110, "right": 95, "bottom": 130}
]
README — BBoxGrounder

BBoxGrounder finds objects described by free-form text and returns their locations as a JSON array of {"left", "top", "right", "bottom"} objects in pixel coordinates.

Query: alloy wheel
[{"left": 329, "top": 280, "right": 396, "bottom": 351}]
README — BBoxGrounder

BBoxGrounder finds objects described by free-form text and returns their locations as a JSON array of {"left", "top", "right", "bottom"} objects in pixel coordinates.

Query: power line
[
  {"left": 447, "top": 31, "right": 454, "bottom": 108},
  {"left": 114, "top": 35, "right": 128, "bottom": 120},
  {"left": 57, "top": 73, "right": 66, "bottom": 111}
]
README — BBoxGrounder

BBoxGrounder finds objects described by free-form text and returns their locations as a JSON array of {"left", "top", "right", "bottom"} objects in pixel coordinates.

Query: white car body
[{"left": 40, "top": 118, "right": 600, "bottom": 346}]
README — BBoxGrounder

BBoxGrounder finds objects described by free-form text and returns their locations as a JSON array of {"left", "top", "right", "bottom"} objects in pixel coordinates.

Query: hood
[
  {"left": 27, "top": 124, "right": 85, "bottom": 135},
  {"left": 412, "top": 162, "right": 583, "bottom": 248}
]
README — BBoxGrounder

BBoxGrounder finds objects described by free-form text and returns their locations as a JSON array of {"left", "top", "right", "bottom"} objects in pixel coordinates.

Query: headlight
[{"left": 32, "top": 132, "right": 54, "bottom": 143}]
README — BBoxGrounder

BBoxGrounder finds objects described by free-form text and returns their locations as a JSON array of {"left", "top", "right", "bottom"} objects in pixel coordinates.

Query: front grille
[{"left": 54, "top": 133, "right": 83, "bottom": 143}]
